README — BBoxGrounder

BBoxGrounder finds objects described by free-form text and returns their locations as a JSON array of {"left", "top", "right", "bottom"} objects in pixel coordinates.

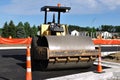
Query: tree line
[
  {"left": 0, "top": 20, "right": 38, "bottom": 38},
  {"left": 69, "top": 25, "right": 120, "bottom": 36},
  {"left": 0, "top": 20, "right": 120, "bottom": 38},
  {"left": 69, "top": 25, "right": 120, "bottom": 32}
]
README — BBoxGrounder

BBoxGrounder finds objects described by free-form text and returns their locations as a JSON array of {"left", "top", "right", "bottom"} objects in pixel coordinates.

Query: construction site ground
[
  {"left": 0, "top": 49, "right": 120, "bottom": 80},
  {"left": 102, "top": 52, "right": 120, "bottom": 63}
]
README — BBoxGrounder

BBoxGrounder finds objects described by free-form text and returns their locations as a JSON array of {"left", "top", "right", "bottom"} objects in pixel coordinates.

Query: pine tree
[
  {"left": 8, "top": 20, "right": 16, "bottom": 38},
  {"left": 0, "top": 28, "right": 2, "bottom": 36},
  {"left": 16, "top": 22, "right": 26, "bottom": 38},
  {"left": 2, "top": 22, "right": 9, "bottom": 37},
  {"left": 17, "top": 22, "right": 24, "bottom": 27},
  {"left": 30, "top": 25, "right": 38, "bottom": 37},
  {"left": 24, "top": 22, "right": 31, "bottom": 37}
]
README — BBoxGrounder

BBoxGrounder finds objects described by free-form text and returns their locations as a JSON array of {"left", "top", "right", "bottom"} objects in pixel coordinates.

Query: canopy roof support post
[
  {"left": 58, "top": 11, "right": 60, "bottom": 24},
  {"left": 44, "top": 11, "right": 47, "bottom": 24}
]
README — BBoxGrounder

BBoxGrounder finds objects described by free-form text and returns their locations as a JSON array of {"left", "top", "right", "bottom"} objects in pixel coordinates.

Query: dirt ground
[{"left": 102, "top": 53, "right": 120, "bottom": 63}]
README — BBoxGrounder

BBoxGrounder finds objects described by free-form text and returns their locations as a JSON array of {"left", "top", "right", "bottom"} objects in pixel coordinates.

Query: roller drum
[
  {"left": 31, "top": 35, "right": 98, "bottom": 70},
  {"left": 45, "top": 35, "right": 95, "bottom": 51}
]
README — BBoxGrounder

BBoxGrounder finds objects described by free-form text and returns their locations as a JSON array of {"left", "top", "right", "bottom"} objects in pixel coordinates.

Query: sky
[{"left": 0, "top": 0, "right": 120, "bottom": 28}]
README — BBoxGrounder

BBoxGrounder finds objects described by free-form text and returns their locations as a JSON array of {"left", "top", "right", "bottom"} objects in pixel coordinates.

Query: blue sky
[{"left": 0, "top": 0, "right": 120, "bottom": 28}]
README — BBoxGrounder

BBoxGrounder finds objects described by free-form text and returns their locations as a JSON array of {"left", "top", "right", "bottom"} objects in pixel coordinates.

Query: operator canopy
[
  {"left": 41, "top": 5, "right": 71, "bottom": 24},
  {"left": 41, "top": 6, "right": 71, "bottom": 12}
]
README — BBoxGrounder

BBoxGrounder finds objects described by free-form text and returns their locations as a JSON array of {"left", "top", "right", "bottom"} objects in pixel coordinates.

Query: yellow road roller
[{"left": 31, "top": 5, "right": 98, "bottom": 70}]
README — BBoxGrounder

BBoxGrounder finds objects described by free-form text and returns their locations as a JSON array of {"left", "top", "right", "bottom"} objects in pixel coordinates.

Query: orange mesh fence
[
  {"left": 0, "top": 37, "right": 32, "bottom": 44},
  {"left": 93, "top": 39, "right": 120, "bottom": 45},
  {"left": 0, "top": 37, "right": 120, "bottom": 45}
]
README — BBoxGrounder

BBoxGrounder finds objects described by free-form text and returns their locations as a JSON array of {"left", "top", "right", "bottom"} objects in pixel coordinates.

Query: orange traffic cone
[
  {"left": 94, "top": 46, "right": 105, "bottom": 73},
  {"left": 26, "top": 46, "right": 32, "bottom": 80},
  {"left": 97, "top": 54, "right": 103, "bottom": 73}
]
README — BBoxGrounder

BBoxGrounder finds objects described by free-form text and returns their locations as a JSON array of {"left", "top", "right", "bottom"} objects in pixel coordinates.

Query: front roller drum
[
  {"left": 32, "top": 47, "right": 97, "bottom": 70},
  {"left": 31, "top": 36, "right": 98, "bottom": 70},
  {"left": 34, "top": 59, "right": 94, "bottom": 70}
]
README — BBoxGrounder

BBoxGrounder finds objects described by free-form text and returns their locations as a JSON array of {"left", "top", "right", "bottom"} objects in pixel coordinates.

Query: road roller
[{"left": 31, "top": 5, "right": 98, "bottom": 70}]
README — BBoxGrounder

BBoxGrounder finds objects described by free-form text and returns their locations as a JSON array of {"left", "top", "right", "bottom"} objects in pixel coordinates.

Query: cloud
[
  {"left": 70, "top": 0, "right": 102, "bottom": 14},
  {"left": 0, "top": 0, "right": 72, "bottom": 15},
  {"left": 1, "top": 0, "right": 120, "bottom": 15},
  {"left": 70, "top": 0, "right": 120, "bottom": 14},
  {"left": 99, "top": 0, "right": 120, "bottom": 10}
]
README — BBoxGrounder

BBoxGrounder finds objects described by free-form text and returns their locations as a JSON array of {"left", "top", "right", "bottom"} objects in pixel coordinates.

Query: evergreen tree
[
  {"left": 0, "top": 28, "right": 2, "bottom": 36},
  {"left": 115, "top": 26, "right": 120, "bottom": 32},
  {"left": 8, "top": 20, "right": 16, "bottom": 38},
  {"left": 16, "top": 22, "right": 26, "bottom": 38},
  {"left": 17, "top": 22, "right": 24, "bottom": 27},
  {"left": 24, "top": 22, "right": 31, "bottom": 37},
  {"left": 2, "top": 22, "right": 9, "bottom": 37},
  {"left": 101, "top": 25, "right": 113, "bottom": 31},
  {"left": 30, "top": 25, "right": 38, "bottom": 37}
]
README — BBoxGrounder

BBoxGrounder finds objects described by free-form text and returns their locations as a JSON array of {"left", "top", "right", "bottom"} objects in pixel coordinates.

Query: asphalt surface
[
  {"left": 101, "top": 46, "right": 120, "bottom": 52},
  {"left": 0, "top": 49, "right": 26, "bottom": 80},
  {"left": 0, "top": 49, "right": 110, "bottom": 80}
]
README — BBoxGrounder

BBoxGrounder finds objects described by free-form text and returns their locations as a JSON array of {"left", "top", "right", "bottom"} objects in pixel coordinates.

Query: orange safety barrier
[
  {"left": 0, "top": 37, "right": 32, "bottom": 44},
  {"left": 93, "top": 39, "right": 120, "bottom": 45},
  {"left": 0, "top": 37, "right": 120, "bottom": 45}
]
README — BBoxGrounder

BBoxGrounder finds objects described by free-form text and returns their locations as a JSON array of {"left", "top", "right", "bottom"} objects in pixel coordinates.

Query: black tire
[
  {"left": 39, "top": 60, "right": 48, "bottom": 71},
  {"left": 31, "top": 36, "right": 48, "bottom": 71},
  {"left": 31, "top": 36, "right": 39, "bottom": 70}
]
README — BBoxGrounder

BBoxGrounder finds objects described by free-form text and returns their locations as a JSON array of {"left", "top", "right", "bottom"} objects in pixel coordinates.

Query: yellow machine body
[{"left": 40, "top": 24, "right": 68, "bottom": 36}]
